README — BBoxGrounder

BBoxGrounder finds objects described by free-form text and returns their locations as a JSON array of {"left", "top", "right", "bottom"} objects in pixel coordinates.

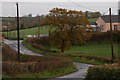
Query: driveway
[{"left": 3, "top": 39, "right": 93, "bottom": 79}]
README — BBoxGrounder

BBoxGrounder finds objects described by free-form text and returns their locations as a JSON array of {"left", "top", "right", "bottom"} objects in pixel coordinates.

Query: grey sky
[{"left": 1, "top": 2, "right": 119, "bottom": 17}]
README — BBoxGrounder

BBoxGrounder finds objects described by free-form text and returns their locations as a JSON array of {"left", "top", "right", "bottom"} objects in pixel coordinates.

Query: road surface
[
  {"left": 3, "top": 39, "right": 43, "bottom": 56},
  {"left": 3, "top": 39, "right": 93, "bottom": 79},
  {"left": 58, "top": 62, "right": 93, "bottom": 78}
]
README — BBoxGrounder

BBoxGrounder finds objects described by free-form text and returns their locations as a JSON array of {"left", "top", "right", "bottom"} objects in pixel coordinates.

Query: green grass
[
  {"left": 14, "top": 66, "right": 76, "bottom": 78},
  {"left": 65, "top": 43, "right": 118, "bottom": 57},
  {"left": 1, "top": 17, "right": 15, "bottom": 21},
  {"left": 2, "top": 61, "right": 77, "bottom": 79},
  {"left": 45, "top": 53, "right": 105, "bottom": 65},
  {"left": 3, "top": 67, "right": 76, "bottom": 78},
  {"left": 88, "top": 18, "right": 98, "bottom": 23},
  {"left": 50, "top": 43, "right": 118, "bottom": 58},
  {"left": 3, "top": 26, "right": 50, "bottom": 39},
  {"left": 25, "top": 43, "right": 43, "bottom": 53},
  {"left": 24, "top": 42, "right": 106, "bottom": 65}
]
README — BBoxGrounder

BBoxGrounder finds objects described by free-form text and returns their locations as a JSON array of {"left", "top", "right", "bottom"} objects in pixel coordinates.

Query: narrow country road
[
  {"left": 3, "top": 39, "right": 93, "bottom": 79},
  {"left": 3, "top": 39, "right": 43, "bottom": 56},
  {"left": 58, "top": 62, "right": 93, "bottom": 78}
]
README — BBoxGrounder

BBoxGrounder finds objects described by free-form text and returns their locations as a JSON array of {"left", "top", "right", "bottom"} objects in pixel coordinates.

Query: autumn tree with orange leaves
[{"left": 42, "top": 8, "right": 92, "bottom": 52}]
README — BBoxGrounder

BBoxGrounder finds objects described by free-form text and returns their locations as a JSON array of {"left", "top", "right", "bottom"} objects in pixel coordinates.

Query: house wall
[
  {"left": 96, "top": 17, "right": 120, "bottom": 32},
  {"left": 96, "top": 17, "right": 106, "bottom": 32},
  {"left": 105, "top": 23, "right": 120, "bottom": 31}
]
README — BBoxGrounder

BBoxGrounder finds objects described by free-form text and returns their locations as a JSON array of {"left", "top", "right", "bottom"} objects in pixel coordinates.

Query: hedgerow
[
  {"left": 2, "top": 44, "right": 75, "bottom": 76},
  {"left": 90, "top": 31, "right": 120, "bottom": 43},
  {"left": 85, "top": 63, "right": 120, "bottom": 80}
]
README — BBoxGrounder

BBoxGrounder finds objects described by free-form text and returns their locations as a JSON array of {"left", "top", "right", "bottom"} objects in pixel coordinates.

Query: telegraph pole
[
  {"left": 7, "top": 25, "right": 8, "bottom": 38},
  {"left": 118, "top": 2, "right": 120, "bottom": 66},
  {"left": 109, "top": 8, "right": 115, "bottom": 61},
  {"left": 16, "top": 3, "right": 20, "bottom": 62},
  {"left": 49, "top": 30, "right": 51, "bottom": 49}
]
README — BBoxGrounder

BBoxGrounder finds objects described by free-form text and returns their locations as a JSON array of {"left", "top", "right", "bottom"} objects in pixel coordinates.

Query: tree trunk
[{"left": 61, "top": 39, "right": 65, "bottom": 53}]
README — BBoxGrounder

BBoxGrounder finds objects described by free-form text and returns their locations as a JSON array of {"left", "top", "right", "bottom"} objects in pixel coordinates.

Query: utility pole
[
  {"left": 49, "top": 30, "right": 51, "bottom": 49},
  {"left": 109, "top": 8, "right": 115, "bottom": 61},
  {"left": 16, "top": 3, "right": 20, "bottom": 62},
  {"left": 118, "top": 2, "right": 120, "bottom": 66},
  {"left": 7, "top": 25, "right": 8, "bottom": 38}
]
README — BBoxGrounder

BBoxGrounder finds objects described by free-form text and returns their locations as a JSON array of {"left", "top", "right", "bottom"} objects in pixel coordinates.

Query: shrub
[
  {"left": 90, "top": 31, "right": 120, "bottom": 43},
  {"left": 25, "top": 37, "right": 49, "bottom": 46},
  {"left": 2, "top": 44, "right": 18, "bottom": 61},
  {"left": 78, "top": 55, "right": 112, "bottom": 63},
  {"left": 25, "top": 37, "right": 41, "bottom": 44},
  {"left": 2, "top": 58, "right": 73, "bottom": 75},
  {"left": 85, "top": 63, "right": 120, "bottom": 80},
  {"left": 32, "top": 43, "right": 56, "bottom": 53},
  {"left": 53, "top": 53, "right": 112, "bottom": 63},
  {"left": 2, "top": 44, "right": 74, "bottom": 75}
]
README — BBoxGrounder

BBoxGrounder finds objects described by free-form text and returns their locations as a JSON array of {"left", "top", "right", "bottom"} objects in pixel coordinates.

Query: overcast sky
[{"left": 1, "top": 0, "right": 120, "bottom": 17}]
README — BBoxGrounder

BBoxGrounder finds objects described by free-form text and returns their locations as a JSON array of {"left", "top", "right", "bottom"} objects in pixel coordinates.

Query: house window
[{"left": 114, "top": 25, "right": 118, "bottom": 31}]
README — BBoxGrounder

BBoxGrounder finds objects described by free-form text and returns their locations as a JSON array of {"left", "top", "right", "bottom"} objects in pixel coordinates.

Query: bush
[
  {"left": 32, "top": 43, "right": 56, "bottom": 53},
  {"left": 2, "top": 44, "right": 19, "bottom": 61},
  {"left": 3, "top": 58, "right": 72, "bottom": 75},
  {"left": 2, "top": 44, "right": 74, "bottom": 75},
  {"left": 53, "top": 53, "right": 113, "bottom": 63},
  {"left": 78, "top": 55, "right": 112, "bottom": 63},
  {"left": 90, "top": 31, "right": 120, "bottom": 43},
  {"left": 25, "top": 37, "right": 49, "bottom": 46},
  {"left": 85, "top": 63, "right": 120, "bottom": 80}
]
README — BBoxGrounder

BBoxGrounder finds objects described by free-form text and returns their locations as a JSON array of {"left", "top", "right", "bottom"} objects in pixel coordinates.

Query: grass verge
[{"left": 24, "top": 42, "right": 106, "bottom": 65}]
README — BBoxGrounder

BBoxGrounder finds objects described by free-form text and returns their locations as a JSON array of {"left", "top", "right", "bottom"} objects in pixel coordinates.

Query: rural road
[
  {"left": 3, "top": 39, "right": 93, "bottom": 79},
  {"left": 3, "top": 39, "right": 43, "bottom": 56}
]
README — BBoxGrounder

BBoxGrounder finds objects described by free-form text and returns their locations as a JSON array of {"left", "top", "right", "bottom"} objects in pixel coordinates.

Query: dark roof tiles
[{"left": 101, "top": 15, "right": 120, "bottom": 23}]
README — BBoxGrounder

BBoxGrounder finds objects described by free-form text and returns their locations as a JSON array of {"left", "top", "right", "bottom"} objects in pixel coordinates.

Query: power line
[
  {"left": 67, "top": 0, "right": 99, "bottom": 12},
  {"left": 67, "top": 0, "right": 117, "bottom": 15}
]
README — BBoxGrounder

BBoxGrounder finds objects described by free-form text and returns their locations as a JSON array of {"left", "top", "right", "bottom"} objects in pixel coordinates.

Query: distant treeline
[
  {"left": 2, "top": 11, "right": 101, "bottom": 31},
  {"left": 2, "top": 14, "right": 45, "bottom": 31}
]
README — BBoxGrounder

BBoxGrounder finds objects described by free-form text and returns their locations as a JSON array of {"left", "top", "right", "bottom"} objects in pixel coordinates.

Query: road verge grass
[{"left": 24, "top": 40, "right": 109, "bottom": 65}]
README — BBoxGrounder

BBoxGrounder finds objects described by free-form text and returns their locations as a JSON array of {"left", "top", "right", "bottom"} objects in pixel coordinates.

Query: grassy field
[
  {"left": 3, "top": 26, "right": 50, "bottom": 39},
  {"left": 51, "top": 43, "right": 119, "bottom": 58},
  {"left": 24, "top": 41, "right": 113, "bottom": 65},
  {"left": 88, "top": 18, "right": 98, "bottom": 23},
  {"left": 65, "top": 43, "right": 118, "bottom": 57},
  {"left": 2, "top": 18, "right": 97, "bottom": 39}
]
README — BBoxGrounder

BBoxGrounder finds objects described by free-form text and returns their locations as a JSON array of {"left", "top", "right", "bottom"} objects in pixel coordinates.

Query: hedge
[
  {"left": 90, "top": 31, "right": 120, "bottom": 43},
  {"left": 2, "top": 59, "right": 73, "bottom": 75},
  {"left": 2, "top": 44, "right": 74, "bottom": 75},
  {"left": 53, "top": 53, "right": 113, "bottom": 63},
  {"left": 85, "top": 63, "right": 120, "bottom": 80}
]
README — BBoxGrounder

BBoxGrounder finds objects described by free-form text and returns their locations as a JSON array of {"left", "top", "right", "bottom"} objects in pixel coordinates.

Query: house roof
[{"left": 101, "top": 15, "right": 120, "bottom": 23}]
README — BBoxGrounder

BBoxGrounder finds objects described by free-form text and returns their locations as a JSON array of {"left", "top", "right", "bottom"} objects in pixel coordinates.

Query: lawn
[{"left": 3, "top": 26, "right": 50, "bottom": 39}]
